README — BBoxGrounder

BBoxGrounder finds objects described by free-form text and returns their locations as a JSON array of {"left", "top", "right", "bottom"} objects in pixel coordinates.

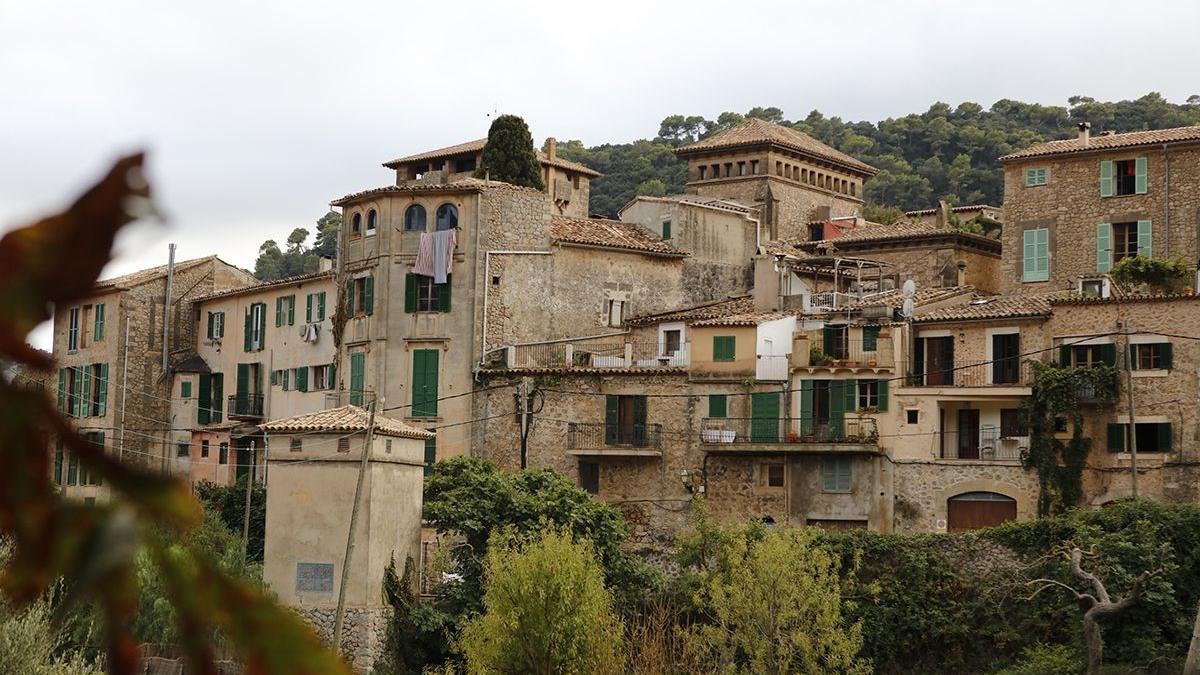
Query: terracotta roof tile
[
  {"left": 551, "top": 215, "right": 687, "bottom": 257},
  {"left": 676, "top": 118, "right": 878, "bottom": 175},
  {"left": 844, "top": 286, "right": 975, "bottom": 310},
  {"left": 382, "top": 138, "right": 601, "bottom": 176},
  {"left": 1050, "top": 290, "right": 1200, "bottom": 306},
  {"left": 626, "top": 295, "right": 755, "bottom": 326},
  {"left": 259, "top": 405, "right": 434, "bottom": 440},
  {"left": 799, "top": 220, "right": 999, "bottom": 250},
  {"left": 914, "top": 291, "right": 1071, "bottom": 323},
  {"left": 479, "top": 366, "right": 689, "bottom": 376},
  {"left": 904, "top": 204, "right": 1001, "bottom": 217},
  {"left": 94, "top": 256, "right": 240, "bottom": 290},
  {"left": 331, "top": 180, "right": 492, "bottom": 206},
  {"left": 195, "top": 271, "right": 333, "bottom": 302},
  {"left": 1000, "top": 125, "right": 1200, "bottom": 161},
  {"left": 692, "top": 311, "right": 791, "bottom": 327}
]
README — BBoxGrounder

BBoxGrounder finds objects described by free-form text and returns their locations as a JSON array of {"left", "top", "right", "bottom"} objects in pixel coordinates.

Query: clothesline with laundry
[{"left": 412, "top": 228, "right": 457, "bottom": 283}]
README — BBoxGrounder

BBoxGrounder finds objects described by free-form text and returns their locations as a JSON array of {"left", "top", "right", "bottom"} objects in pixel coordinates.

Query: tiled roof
[
  {"left": 1050, "top": 290, "right": 1200, "bottom": 306},
  {"left": 914, "top": 291, "right": 1071, "bottom": 323},
  {"left": 626, "top": 295, "right": 754, "bottom": 326},
  {"left": 904, "top": 204, "right": 1001, "bottom": 217},
  {"left": 173, "top": 354, "right": 211, "bottom": 374},
  {"left": 551, "top": 215, "right": 688, "bottom": 258},
  {"left": 800, "top": 220, "right": 999, "bottom": 250},
  {"left": 844, "top": 286, "right": 975, "bottom": 310},
  {"left": 331, "top": 179, "right": 492, "bottom": 206},
  {"left": 479, "top": 366, "right": 689, "bottom": 376},
  {"left": 618, "top": 194, "right": 756, "bottom": 215},
  {"left": 676, "top": 118, "right": 878, "bottom": 175},
  {"left": 382, "top": 138, "right": 601, "bottom": 176},
  {"left": 692, "top": 312, "right": 791, "bottom": 327},
  {"left": 760, "top": 239, "right": 815, "bottom": 260},
  {"left": 94, "top": 256, "right": 237, "bottom": 290},
  {"left": 999, "top": 125, "right": 1200, "bottom": 161},
  {"left": 259, "top": 405, "right": 434, "bottom": 440},
  {"left": 194, "top": 271, "right": 333, "bottom": 302}
]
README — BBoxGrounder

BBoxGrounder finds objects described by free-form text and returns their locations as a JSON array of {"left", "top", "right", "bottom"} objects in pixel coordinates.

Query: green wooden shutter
[
  {"left": 1135, "top": 156, "right": 1148, "bottom": 194},
  {"left": 864, "top": 326, "right": 883, "bottom": 353},
  {"left": 662, "top": 220, "right": 671, "bottom": 239},
  {"left": 270, "top": 369, "right": 278, "bottom": 386},
  {"left": 404, "top": 274, "right": 417, "bottom": 313},
  {"left": 282, "top": 369, "right": 290, "bottom": 391},
  {"left": 1128, "top": 344, "right": 1139, "bottom": 370},
  {"left": 708, "top": 394, "right": 727, "bottom": 418},
  {"left": 1161, "top": 343, "right": 1173, "bottom": 369},
  {"left": 411, "top": 349, "right": 438, "bottom": 416},
  {"left": 1096, "top": 223, "right": 1112, "bottom": 273},
  {"left": 211, "top": 374, "right": 223, "bottom": 423},
  {"left": 93, "top": 433, "right": 104, "bottom": 485},
  {"left": 306, "top": 294, "right": 313, "bottom": 323},
  {"left": 877, "top": 378, "right": 889, "bottom": 411},
  {"left": 632, "top": 395, "right": 648, "bottom": 446},
  {"left": 67, "top": 453, "right": 78, "bottom": 486},
  {"left": 1100, "top": 160, "right": 1114, "bottom": 197},
  {"left": 206, "top": 312, "right": 214, "bottom": 339},
  {"left": 1157, "top": 423, "right": 1173, "bottom": 452},
  {"left": 605, "top": 396, "right": 619, "bottom": 444},
  {"left": 1099, "top": 344, "right": 1117, "bottom": 367},
  {"left": 829, "top": 380, "right": 846, "bottom": 440},
  {"left": 1059, "top": 345, "right": 1072, "bottom": 366},
  {"left": 243, "top": 307, "right": 252, "bottom": 352},
  {"left": 1107, "top": 423, "right": 1125, "bottom": 452},
  {"left": 97, "top": 363, "right": 108, "bottom": 417},
  {"left": 750, "top": 392, "right": 780, "bottom": 442},
  {"left": 288, "top": 295, "right": 296, "bottom": 325},
  {"left": 350, "top": 352, "right": 365, "bottom": 407},
  {"left": 438, "top": 276, "right": 452, "bottom": 313},
  {"left": 799, "top": 380, "right": 814, "bottom": 436},
  {"left": 328, "top": 362, "right": 336, "bottom": 388},
  {"left": 257, "top": 303, "right": 267, "bottom": 349},
  {"left": 346, "top": 280, "right": 355, "bottom": 315},
  {"left": 94, "top": 303, "right": 104, "bottom": 341},
  {"left": 236, "top": 364, "right": 249, "bottom": 416},
  {"left": 364, "top": 276, "right": 375, "bottom": 316},
  {"left": 318, "top": 292, "right": 326, "bottom": 321},
  {"left": 79, "top": 366, "right": 91, "bottom": 418},
  {"left": 275, "top": 297, "right": 282, "bottom": 327},
  {"left": 296, "top": 367, "right": 308, "bottom": 392},
  {"left": 198, "top": 373, "right": 211, "bottom": 424},
  {"left": 57, "top": 368, "right": 66, "bottom": 411},
  {"left": 1137, "top": 220, "right": 1152, "bottom": 259},
  {"left": 713, "top": 336, "right": 735, "bottom": 361},
  {"left": 53, "top": 441, "right": 63, "bottom": 485},
  {"left": 1025, "top": 168, "right": 1037, "bottom": 186}
]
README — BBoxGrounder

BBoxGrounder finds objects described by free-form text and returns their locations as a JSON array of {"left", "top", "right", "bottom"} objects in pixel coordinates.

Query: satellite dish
[
  {"left": 902, "top": 298, "right": 914, "bottom": 318},
  {"left": 902, "top": 279, "right": 916, "bottom": 298}
]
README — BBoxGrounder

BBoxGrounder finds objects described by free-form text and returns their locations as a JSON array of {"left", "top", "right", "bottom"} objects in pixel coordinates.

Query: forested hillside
[{"left": 556, "top": 93, "right": 1200, "bottom": 217}]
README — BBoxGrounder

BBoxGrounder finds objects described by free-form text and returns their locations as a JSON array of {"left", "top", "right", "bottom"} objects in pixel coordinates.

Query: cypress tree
[{"left": 475, "top": 114, "right": 546, "bottom": 190}]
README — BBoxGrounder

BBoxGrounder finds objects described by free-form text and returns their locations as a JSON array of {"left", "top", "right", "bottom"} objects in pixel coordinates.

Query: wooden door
[
  {"left": 957, "top": 409, "right": 980, "bottom": 459},
  {"left": 948, "top": 493, "right": 1016, "bottom": 531},
  {"left": 927, "top": 337, "right": 954, "bottom": 385}
]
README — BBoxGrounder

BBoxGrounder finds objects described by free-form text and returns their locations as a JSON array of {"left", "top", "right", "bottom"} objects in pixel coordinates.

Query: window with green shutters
[
  {"left": 349, "top": 276, "right": 375, "bottom": 316},
  {"left": 1107, "top": 422, "right": 1172, "bottom": 453},
  {"left": 349, "top": 351, "right": 365, "bottom": 407},
  {"left": 861, "top": 326, "right": 880, "bottom": 352},
  {"left": 1022, "top": 228, "right": 1049, "bottom": 282},
  {"left": 245, "top": 303, "right": 266, "bottom": 351},
  {"left": 211, "top": 373, "right": 223, "bottom": 423},
  {"left": 181, "top": 380, "right": 191, "bottom": 399},
  {"left": 275, "top": 295, "right": 295, "bottom": 327},
  {"left": 1102, "top": 158, "right": 1148, "bottom": 197},
  {"left": 404, "top": 274, "right": 451, "bottom": 313},
  {"left": 1025, "top": 167, "right": 1048, "bottom": 186},
  {"left": 605, "top": 395, "right": 648, "bottom": 445},
  {"left": 661, "top": 219, "right": 672, "bottom": 240},
  {"left": 712, "top": 335, "right": 736, "bottom": 362},
  {"left": 411, "top": 349, "right": 440, "bottom": 417},
  {"left": 424, "top": 437, "right": 437, "bottom": 476},
  {"left": 821, "top": 457, "right": 852, "bottom": 492},
  {"left": 93, "top": 302, "right": 105, "bottom": 341},
  {"left": 206, "top": 311, "right": 225, "bottom": 339},
  {"left": 67, "top": 452, "right": 78, "bottom": 486},
  {"left": 294, "top": 366, "right": 308, "bottom": 392},
  {"left": 1096, "top": 223, "right": 1113, "bottom": 272},
  {"left": 857, "top": 379, "right": 888, "bottom": 411},
  {"left": 306, "top": 291, "right": 327, "bottom": 322},
  {"left": 1130, "top": 343, "right": 1172, "bottom": 370},
  {"left": 708, "top": 394, "right": 728, "bottom": 418}
]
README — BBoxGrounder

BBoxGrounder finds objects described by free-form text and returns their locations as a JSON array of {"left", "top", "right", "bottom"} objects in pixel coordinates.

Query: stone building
[
  {"left": 260, "top": 405, "right": 433, "bottom": 674},
  {"left": 999, "top": 123, "right": 1200, "bottom": 294},
  {"left": 904, "top": 204, "right": 1002, "bottom": 228},
  {"left": 169, "top": 268, "right": 338, "bottom": 486},
  {"left": 50, "top": 256, "right": 256, "bottom": 498},
  {"left": 675, "top": 118, "right": 879, "bottom": 241}
]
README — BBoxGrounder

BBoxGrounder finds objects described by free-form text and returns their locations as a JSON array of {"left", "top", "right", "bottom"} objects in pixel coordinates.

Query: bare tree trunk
[
  {"left": 1184, "top": 598, "right": 1200, "bottom": 675},
  {"left": 1083, "top": 613, "right": 1103, "bottom": 675}
]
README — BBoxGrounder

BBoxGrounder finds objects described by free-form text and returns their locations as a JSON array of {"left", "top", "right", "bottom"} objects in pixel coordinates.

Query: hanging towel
[
  {"left": 412, "top": 233, "right": 437, "bottom": 278},
  {"left": 431, "top": 228, "right": 456, "bottom": 284}
]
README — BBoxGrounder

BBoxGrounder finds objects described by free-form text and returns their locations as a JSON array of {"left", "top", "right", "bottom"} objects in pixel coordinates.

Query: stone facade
[
  {"left": 1001, "top": 140, "right": 1200, "bottom": 294},
  {"left": 813, "top": 236, "right": 1003, "bottom": 294},
  {"left": 297, "top": 606, "right": 390, "bottom": 674}
]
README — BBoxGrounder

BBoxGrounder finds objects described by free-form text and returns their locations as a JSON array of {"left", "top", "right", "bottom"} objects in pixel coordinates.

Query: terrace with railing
[
  {"left": 227, "top": 393, "right": 264, "bottom": 420},
  {"left": 494, "top": 337, "right": 688, "bottom": 370},
  {"left": 699, "top": 416, "right": 879, "bottom": 450},
  {"left": 903, "top": 358, "right": 1035, "bottom": 388},
  {"left": 940, "top": 426, "right": 1028, "bottom": 460},
  {"left": 794, "top": 337, "right": 894, "bottom": 370},
  {"left": 565, "top": 422, "right": 664, "bottom": 456}
]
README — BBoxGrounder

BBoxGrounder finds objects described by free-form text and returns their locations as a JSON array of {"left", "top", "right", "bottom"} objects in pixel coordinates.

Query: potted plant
[{"left": 809, "top": 346, "right": 833, "bottom": 367}]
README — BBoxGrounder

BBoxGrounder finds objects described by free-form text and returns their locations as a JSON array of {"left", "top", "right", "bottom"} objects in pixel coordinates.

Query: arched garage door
[{"left": 947, "top": 491, "right": 1016, "bottom": 531}]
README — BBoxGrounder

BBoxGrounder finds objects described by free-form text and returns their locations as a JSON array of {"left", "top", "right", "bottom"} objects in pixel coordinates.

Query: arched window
[
  {"left": 366, "top": 209, "right": 377, "bottom": 233},
  {"left": 435, "top": 204, "right": 458, "bottom": 231},
  {"left": 404, "top": 204, "right": 427, "bottom": 231},
  {"left": 351, "top": 212, "right": 362, "bottom": 235}
]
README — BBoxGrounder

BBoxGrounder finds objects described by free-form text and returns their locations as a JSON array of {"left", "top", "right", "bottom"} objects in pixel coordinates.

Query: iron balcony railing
[
  {"left": 566, "top": 422, "right": 663, "bottom": 450},
  {"left": 796, "top": 337, "right": 894, "bottom": 368},
  {"left": 227, "top": 393, "right": 264, "bottom": 418},
  {"left": 940, "top": 426, "right": 1027, "bottom": 460},
  {"left": 903, "top": 359, "right": 1035, "bottom": 387},
  {"left": 699, "top": 416, "right": 878, "bottom": 445}
]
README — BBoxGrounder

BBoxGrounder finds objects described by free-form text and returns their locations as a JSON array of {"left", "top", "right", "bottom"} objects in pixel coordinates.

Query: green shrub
[
  {"left": 1109, "top": 254, "right": 1191, "bottom": 294},
  {"left": 993, "top": 643, "right": 1082, "bottom": 675}
]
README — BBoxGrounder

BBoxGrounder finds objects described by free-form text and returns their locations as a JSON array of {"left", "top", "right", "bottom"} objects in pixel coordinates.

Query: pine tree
[{"left": 475, "top": 114, "right": 545, "bottom": 190}]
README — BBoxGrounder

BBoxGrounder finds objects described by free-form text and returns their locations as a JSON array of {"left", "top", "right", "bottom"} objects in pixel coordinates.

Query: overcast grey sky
[{"left": 4, "top": 0, "right": 1198, "bottom": 347}]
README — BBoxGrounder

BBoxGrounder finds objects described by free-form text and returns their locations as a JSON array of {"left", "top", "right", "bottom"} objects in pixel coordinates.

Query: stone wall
[
  {"left": 1001, "top": 145, "right": 1200, "bottom": 294},
  {"left": 297, "top": 606, "right": 390, "bottom": 674},
  {"left": 826, "top": 240, "right": 1002, "bottom": 294},
  {"left": 892, "top": 460, "right": 1040, "bottom": 532}
]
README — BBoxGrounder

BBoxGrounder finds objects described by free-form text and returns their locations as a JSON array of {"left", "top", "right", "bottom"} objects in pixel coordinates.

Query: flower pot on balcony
[{"left": 867, "top": 358, "right": 878, "bottom": 366}]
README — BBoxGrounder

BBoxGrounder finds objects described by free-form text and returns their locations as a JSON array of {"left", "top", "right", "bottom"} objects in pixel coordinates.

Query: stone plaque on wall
[{"left": 296, "top": 562, "right": 334, "bottom": 592}]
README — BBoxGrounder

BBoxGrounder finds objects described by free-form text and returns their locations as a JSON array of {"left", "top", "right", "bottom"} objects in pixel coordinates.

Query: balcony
[
  {"left": 940, "top": 427, "right": 1027, "bottom": 461},
  {"left": 795, "top": 337, "right": 894, "bottom": 370},
  {"left": 227, "top": 393, "right": 264, "bottom": 420},
  {"left": 501, "top": 339, "right": 687, "bottom": 371},
  {"left": 903, "top": 359, "right": 1034, "bottom": 388},
  {"left": 566, "top": 422, "right": 663, "bottom": 457},
  {"left": 699, "top": 416, "right": 879, "bottom": 453},
  {"left": 756, "top": 354, "right": 790, "bottom": 381}
]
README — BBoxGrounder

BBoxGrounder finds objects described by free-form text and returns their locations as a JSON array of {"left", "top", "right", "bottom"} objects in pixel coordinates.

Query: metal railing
[
  {"left": 903, "top": 359, "right": 1035, "bottom": 387},
  {"left": 566, "top": 422, "right": 663, "bottom": 450},
  {"left": 506, "top": 339, "right": 689, "bottom": 369},
  {"left": 699, "top": 416, "right": 878, "bottom": 444},
  {"left": 940, "top": 427, "right": 1027, "bottom": 460},
  {"left": 228, "top": 393, "right": 264, "bottom": 418},
  {"left": 797, "top": 337, "right": 893, "bottom": 368}
]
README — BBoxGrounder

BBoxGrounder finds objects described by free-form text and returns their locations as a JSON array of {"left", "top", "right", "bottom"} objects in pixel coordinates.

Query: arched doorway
[{"left": 947, "top": 491, "right": 1016, "bottom": 531}]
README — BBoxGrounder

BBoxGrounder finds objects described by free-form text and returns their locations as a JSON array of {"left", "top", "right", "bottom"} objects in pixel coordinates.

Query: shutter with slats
[
  {"left": 67, "top": 453, "right": 78, "bottom": 486},
  {"left": 97, "top": 363, "right": 108, "bottom": 417},
  {"left": 1100, "top": 160, "right": 1114, "bottom": 197},
  {"left": 1107, "top": 423, "right": 1125, "bottom": 452},
  {"left": 708, "top": 394, "right": 727, "bottom": 418},
  {"left": 1157, "top": 423, "right": 1173, "bottom": 452},
  {"left": 79, "top": 366, "right": 91, "bottom": 418},
  {"left": 829, "top": 380, "right": 847, "bottom": 440},
  {"left": 862, "top": 326, "right": 879, "bottom": 352},
  {"left": 877, "top": 378, "right": 889, "bottom": 411},
  {"left": 53, "top": 441, "right": 63, "bottom": 485},
  {"left": 605, "top": 396, "right": 619, "bottom": 445},
  {"left": 207, "top": 312, "right": 214, "bottom": 339},
  {"left": 198, "top": 373, "right": 211, "bottom": 424},
  {"left": 346, "top": 280, "right": 355, "bottom": 315},
  {"left": 1137, "top": 220, "right": 1152, "bottom": 259},
  {"left": 275, "top": 297, "right": 282, "bottom": 327},
  {"left": 412, "top": 349, "right": 438, "bottom": 416},
  {"left": 1128, "top": 344, "right": 1139, "bottom": 371},
  {"left": 287, "top": 295, "right": 295, "bottom": 325},
  {"left": 1135, "top": 156, "right": 1148, "bottom": 194},
  {"left": 257, "top": 303, "right": 267, "bottom": 349},
  {"left": 58, "top": 368, "right": 66, "bottom": 412},
  {"left": 318, "top": 292, "right": 326, "bottom": 321},
  {"left": 1099, "top": 344, "right": 1117, "bottom": 367},
  {"left": 632, "top": 395, "right": 648, "bottom": 446},
  {"left": 364, "top": 276, "right": 375, "bottom": 316},
  {"left": 799, "top": 380, "right": 814, "bottom": 436},
  {"left": 211, "top": 374, "right": 223, "bottom": 423},
  {"left": 439, "top": 276, "right": 452, "bottom": 312},
  {"left": 94, "top": 303, "right": 104, "bottom": 341},
  {"left": 296, "top": 367, "right": 308, "bottom": 392},
  {"left": 1162, "top": 343, "right": 1173, "bottom": 369},
  {"left": 350, "top": 352, "right": 364, "bottom": 406},
  {"left": 1096, "top": 223, "right": 1112, "bottom": 273},
  {"left": 404, "top": 274, "right": 417, "bottom": 313},
  {"left": 243, "top": 307, "right": 252, "bottom": 352},
  {"left": 236, "top": 364, "right": 249, "bottom": 415},
  {"left": 306, "top": 294, "right": 313, "bottom": 323}
]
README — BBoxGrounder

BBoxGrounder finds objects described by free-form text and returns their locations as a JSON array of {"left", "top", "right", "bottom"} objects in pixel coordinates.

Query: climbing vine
[{"left": 1020, "top": 361, "right": 1119, "bottom": 516}]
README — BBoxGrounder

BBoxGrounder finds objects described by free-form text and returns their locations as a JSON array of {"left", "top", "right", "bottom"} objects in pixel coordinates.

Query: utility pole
[
  {"left": 241, "top": 441, "right": 256, "bottom": 558},
  {"left": 333, "top": 400, "right": 378, "bottom": 652},
  {"left": 1122, "top": 317, "right": 1139, "bottom": 499}
]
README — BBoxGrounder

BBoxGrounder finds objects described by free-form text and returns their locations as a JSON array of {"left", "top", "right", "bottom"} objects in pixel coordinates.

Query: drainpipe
[{"left": 480, "top": 250, "right": 553, "bottom": 365}]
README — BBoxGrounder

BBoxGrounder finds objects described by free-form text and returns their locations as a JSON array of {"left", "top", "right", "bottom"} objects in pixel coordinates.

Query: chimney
[
  {"left": 546, "top": 137, "right": 557, "bottom": 161},
  {"left": 1078, "top": 121, "right": 1091, "bottom": 147},
  {"left": 318, "top": 255, "right": 333, "bottom": 273}
]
